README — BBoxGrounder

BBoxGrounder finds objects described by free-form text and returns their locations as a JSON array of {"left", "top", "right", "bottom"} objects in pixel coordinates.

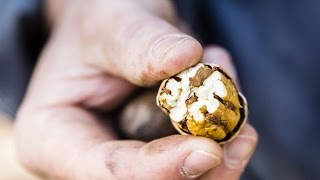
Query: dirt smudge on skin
[{"left": 143, "top": 135, "right": 186, "bottom": 155}]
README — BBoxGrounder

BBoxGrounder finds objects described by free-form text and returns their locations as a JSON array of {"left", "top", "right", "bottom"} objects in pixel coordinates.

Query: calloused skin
[{"left": 15, "top": 0, "right": 258, "bottom": 179}]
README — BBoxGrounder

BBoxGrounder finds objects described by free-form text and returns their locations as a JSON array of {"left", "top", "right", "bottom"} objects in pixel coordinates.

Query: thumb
[
  {"left": 94, "top": 136, "right": 223, "bottom": 179},
  {"left": 54, "top": 1, "right": 202, "bottom": 86}
]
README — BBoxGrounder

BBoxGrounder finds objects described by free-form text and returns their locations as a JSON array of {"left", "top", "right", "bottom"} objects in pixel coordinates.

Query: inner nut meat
[{"left": 156, "top": 63, "right": 248, "bottom": 144}]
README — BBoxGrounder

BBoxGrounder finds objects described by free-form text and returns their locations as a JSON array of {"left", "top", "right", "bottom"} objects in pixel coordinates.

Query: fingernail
[
  {"left": 181, "top": 150, "right": 221, "bottom": 178},
  {"left": 151, "top": 34, "right": 192, "bottom": 60},
  {"left": 224, "top": 134, "right": 257, "bottom": 169}
]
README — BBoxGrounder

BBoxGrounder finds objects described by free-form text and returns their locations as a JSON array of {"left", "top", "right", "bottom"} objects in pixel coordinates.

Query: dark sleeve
[{"left": 0, "top": 0, "right": 48, "bottom": 118}]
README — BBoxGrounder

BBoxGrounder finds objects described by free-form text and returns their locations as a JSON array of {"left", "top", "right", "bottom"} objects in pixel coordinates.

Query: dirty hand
[{"left": 15, "top": 1, "right": 257, "bottom": 179}]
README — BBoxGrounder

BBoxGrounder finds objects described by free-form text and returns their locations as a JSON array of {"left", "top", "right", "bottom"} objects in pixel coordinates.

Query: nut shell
[{"left": 156, "top": 63, "right": 248, "bottom": 144}]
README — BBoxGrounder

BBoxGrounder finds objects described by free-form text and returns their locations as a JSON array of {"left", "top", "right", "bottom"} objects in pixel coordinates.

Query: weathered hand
[{"left": 15, "top": 1, "right": 257, "bottom": 179}]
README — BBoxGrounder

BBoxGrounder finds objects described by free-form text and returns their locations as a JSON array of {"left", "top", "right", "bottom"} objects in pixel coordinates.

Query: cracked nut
[{"left": 156, "top": 63, "right": 248, "bottom": 144}]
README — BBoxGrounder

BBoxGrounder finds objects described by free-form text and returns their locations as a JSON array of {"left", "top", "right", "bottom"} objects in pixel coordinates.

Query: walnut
[{"left": 156, "top": 63, "right": 248, "bottom": 144}]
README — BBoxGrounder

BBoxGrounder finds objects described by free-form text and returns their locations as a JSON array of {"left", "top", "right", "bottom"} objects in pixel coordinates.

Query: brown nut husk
[{"left": 156, "top": 63, "right": 248, "bottom": 144}]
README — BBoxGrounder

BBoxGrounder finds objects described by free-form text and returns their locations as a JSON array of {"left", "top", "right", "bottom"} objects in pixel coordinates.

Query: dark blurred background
[{"left": 0, "top": 0, "right": 46, "bottom": 117}]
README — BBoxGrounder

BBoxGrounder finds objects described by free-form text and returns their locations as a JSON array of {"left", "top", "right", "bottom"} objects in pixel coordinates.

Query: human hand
[{"left": 15, "top": 1, "right": 258, "bottom": 179}]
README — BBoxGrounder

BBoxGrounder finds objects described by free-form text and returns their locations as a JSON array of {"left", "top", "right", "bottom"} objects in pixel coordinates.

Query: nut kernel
[{"left": 156, "top": 63, "right": 248, "bottom": 144}]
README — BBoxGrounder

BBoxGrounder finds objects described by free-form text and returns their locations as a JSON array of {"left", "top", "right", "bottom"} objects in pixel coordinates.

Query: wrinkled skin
[{"left": 15, "top": 1, "right": 258, "bottom": 179}]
